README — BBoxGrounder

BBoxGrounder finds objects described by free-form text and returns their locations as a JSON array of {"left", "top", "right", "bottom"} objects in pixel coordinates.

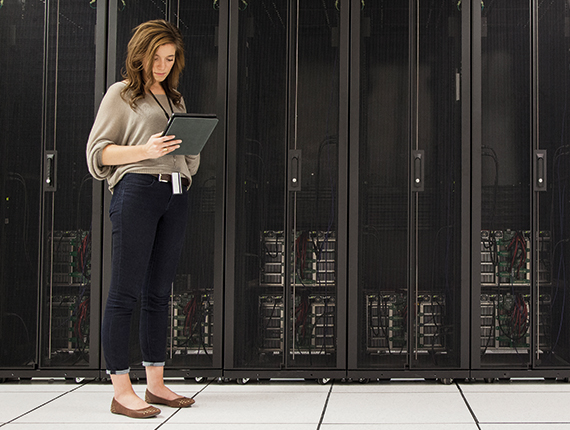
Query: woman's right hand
[{"left": 144, "top": 132, "right": 181, "bottom": 159}]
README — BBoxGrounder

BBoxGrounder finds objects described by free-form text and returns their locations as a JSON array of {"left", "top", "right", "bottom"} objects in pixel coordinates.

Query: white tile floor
[{"left": 1, "top": 378, "right": 570, "bottom": 429}]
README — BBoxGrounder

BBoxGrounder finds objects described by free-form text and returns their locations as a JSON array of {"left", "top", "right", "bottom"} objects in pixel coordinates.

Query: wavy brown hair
[{"left": 121, "top": 19, "right": 185, "bottom": 109}]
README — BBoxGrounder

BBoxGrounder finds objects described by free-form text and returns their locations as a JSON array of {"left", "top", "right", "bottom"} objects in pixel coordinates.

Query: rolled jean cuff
[
  {"left": 142, "top": 361, "right": 165, "bottom": 368},
  {"left": 106, "top": 368, "right": 130, "bottom": 375}
]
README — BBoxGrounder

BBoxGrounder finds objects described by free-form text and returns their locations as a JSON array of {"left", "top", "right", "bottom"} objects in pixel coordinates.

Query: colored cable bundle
[
  {"left": 74, "top": 298, "right": 90, "bottom": 348},
  {"left": 497, "top": 294, "right": 529, "bottom": 346},
  {"left": 78, "top": 230, "right": 91, "bottom": 279},
  {"left": 507, "top": 232, "right": 527, "bottom": 279},
  {"left": 183, "top": 296, "right": 199, "bottom": 339},
  {"left": 181, "top": 295, "right": 212, "bottom": 357},
  {"left": 295, "top": 293, "right": 310, "bottom": 343}
]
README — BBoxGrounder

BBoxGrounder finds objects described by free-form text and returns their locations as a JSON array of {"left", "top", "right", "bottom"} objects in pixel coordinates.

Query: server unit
[
  {"left": 44, "top": 231, "right": 91, "bottom": 366},
  {"left": 0, "top": 0, "right": 100, "bottom": 378},
  {"left": 224, "top": 0, "right": 348, "bottom": 382},
  {"left": 347, "top": 0, "right": 470, "bottom": 382},
  {"left": 471, "top": 0, "right": 570, "bottom": 379}
]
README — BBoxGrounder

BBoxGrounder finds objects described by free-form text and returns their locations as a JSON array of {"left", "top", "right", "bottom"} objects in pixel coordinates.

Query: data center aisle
[{"left": 1, "top": 378, "right": 570, "bottom": 429}]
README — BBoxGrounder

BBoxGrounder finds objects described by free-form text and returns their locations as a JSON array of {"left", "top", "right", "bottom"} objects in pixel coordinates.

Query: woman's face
[{"left": 151, "top": 43, "right": 176, "bottom": 83}]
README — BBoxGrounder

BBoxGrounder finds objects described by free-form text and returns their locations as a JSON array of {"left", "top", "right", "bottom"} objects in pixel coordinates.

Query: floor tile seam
[
  {"left": 316, "top": 380, "right": 335, "bottom": 430},
  {"left": 187, "top": 378, "right": 214, "bottom": 401},
  {"left": 154, "top": 407, "right": 183, "bottom": 429},
  {"left": 455, "top": 381, "right": 482, "bottom": 430}
]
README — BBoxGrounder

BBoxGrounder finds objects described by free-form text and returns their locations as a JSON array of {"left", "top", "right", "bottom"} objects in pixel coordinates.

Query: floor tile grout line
[
  {"left": 316, "top": 380, "right": 335, "bottom": 430},
  {"left": 0, "top": 382, "right": 89, "bottom": 427},
  {"left": 154, "top": 407, "right": 181, "bottom": 429},
  {"left": 190, "top": 378, "right": 215, "bottom": 399},
  {"left": 455, "top": 381, "right": 481, "bottom": 430},
  {"left": 154, "top": 379, "right": 215, "bottom": 429}
]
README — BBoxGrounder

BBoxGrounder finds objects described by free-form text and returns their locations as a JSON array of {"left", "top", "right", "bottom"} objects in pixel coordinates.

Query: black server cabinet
[
  {"left": 224, "top": 0, "right": 349, "bottom": 382},
  {"left": 347, "top": 0, "right": 471, "bottom": 382},
  {"left": 472, "top": 0, "right": 570, "bottom": 379},
  {"left": 0, "top": 0, "right": 100, "bottom": 378},
  {"left": 100, "top": 0, "right": 227, "bottom": 379}
]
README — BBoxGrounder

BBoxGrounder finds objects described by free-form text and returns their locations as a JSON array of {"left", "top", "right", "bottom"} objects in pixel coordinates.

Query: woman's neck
[{"left": 148, "top": 82, "right": 165, "bottom": 95}]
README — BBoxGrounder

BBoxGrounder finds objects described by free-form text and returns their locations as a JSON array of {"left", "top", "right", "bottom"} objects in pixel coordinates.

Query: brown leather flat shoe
[
  {"left": 110, "top": 398, "right": 161, "bottom": 418},
  {"left": 145, "top": 389, "right": 195, "bottom": 408}
]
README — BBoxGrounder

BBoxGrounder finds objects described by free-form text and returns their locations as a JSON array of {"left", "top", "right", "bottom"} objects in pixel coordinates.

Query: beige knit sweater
[{"left": 86, "top": 82, "right": 200, "bottom": 192}]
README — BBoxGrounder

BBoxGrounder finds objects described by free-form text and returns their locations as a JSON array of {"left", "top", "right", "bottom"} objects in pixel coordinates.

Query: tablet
[{"left": 162, "top": 113, "right": 219, "bottom": 156}]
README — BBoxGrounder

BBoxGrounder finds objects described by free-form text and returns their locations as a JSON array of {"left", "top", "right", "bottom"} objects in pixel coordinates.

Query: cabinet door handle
[
  {"left": 412, "top": 150, "right": 424, "bottom": 192},
  {"left": 289, "top": 149, "right": 301, "bottom": 191},
  {"left": 534, "top": 150, "right": 546, "bottom": 192},
  {"left": 44, "top": 150, "right": 57, "bottom": 192}
]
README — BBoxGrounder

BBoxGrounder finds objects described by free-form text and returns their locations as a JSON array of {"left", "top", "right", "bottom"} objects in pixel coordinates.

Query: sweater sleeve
[
  {"left": 185, "top": 154, "right": 201, "bottom": 176},
  {"left": 86, "top": 83, "right": 129, "bottom": 181}
]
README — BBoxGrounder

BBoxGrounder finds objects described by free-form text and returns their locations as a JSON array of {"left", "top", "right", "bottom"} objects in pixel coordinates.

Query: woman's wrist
[{"left": 101, "top": 144, "right": 147, "bottom": 166}]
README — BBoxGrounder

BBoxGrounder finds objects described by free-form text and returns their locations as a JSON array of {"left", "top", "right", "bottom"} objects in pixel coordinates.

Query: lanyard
[{"left": 149, "top": 90, "right": 174, "bottom": 120}]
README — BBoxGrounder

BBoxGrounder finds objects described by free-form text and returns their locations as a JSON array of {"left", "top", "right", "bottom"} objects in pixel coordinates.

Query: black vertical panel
[
  {"left": 228, "top": 0, "right": 345, "bottom": 374},
  {"left": 285, "top": 0, "right": 340, "bottom": 370},
  {"left": 413, "top": 0, "right": 463, "bottom": 370},
  {"left": 230, "top": 0, "right": 289, "bottom": 370},
  {"left": 0, "top": 0, "right": 45, "bottom": 369},
  {"left": 0, "top": 0, "right": 97, "bottom": 371},
  {"left": 536, "top": 0, "right": 570, "bottom": 369},
  {"left": 470, "top": 0, "right": 484, "bottom": 373},
  {"left": 40, "top": 0, "right": 97, "bottom": 369},
  {"left": 478, "top": 0, "right": 533, "bottom": 369},
  {"left": 286, "top": 0, "right": 342, "bottom": 370},
  {"left": 351, "top": 0, "right": 464, "bottom": 372},
  {"left": 355, "top": 0, "right": 410, "bottom": 370},
  {"left": 347, "top": 0, "right": 360, "bottom": 373}
]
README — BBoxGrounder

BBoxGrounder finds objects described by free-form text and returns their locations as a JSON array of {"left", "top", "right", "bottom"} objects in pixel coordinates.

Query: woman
[{"left": 86, "top": 19, "right": 196, "bottom": 418}]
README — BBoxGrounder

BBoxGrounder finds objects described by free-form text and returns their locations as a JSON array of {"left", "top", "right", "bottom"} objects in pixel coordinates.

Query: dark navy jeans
[{"left": 102, "top": 173, "right": 189, "bottom": 374}]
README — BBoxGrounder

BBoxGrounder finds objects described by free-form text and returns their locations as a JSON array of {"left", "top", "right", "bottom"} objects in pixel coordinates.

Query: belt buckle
[{"left": 158, "top": 173, "right": 169, "bottom": 183}]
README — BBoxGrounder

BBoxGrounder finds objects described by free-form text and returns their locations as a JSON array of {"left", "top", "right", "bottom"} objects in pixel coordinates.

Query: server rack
[
  {"left": 347, "top": 0, "right": 471, "bottom": 383},
  {"left": 0, "top": 0, "right": 102, "bottom": 379},
  {"left": 99, "top": 0, "right": 227, "bottom": 380},
  {"left": 471, "top": 0, "right": 570, "bottom": 380},
  {"left": 224, "top": 0, "right": 349, "bottom": 383}
]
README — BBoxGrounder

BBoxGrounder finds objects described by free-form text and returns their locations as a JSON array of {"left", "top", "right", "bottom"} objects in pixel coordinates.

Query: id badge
[{"left": 171, "top": 172, "right": 182, "bottom": 195}]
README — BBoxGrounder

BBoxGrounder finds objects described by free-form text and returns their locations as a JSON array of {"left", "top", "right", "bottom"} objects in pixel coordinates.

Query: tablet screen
[{"left": 162, "top": 113, "right": 218, "bottom": 156}]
